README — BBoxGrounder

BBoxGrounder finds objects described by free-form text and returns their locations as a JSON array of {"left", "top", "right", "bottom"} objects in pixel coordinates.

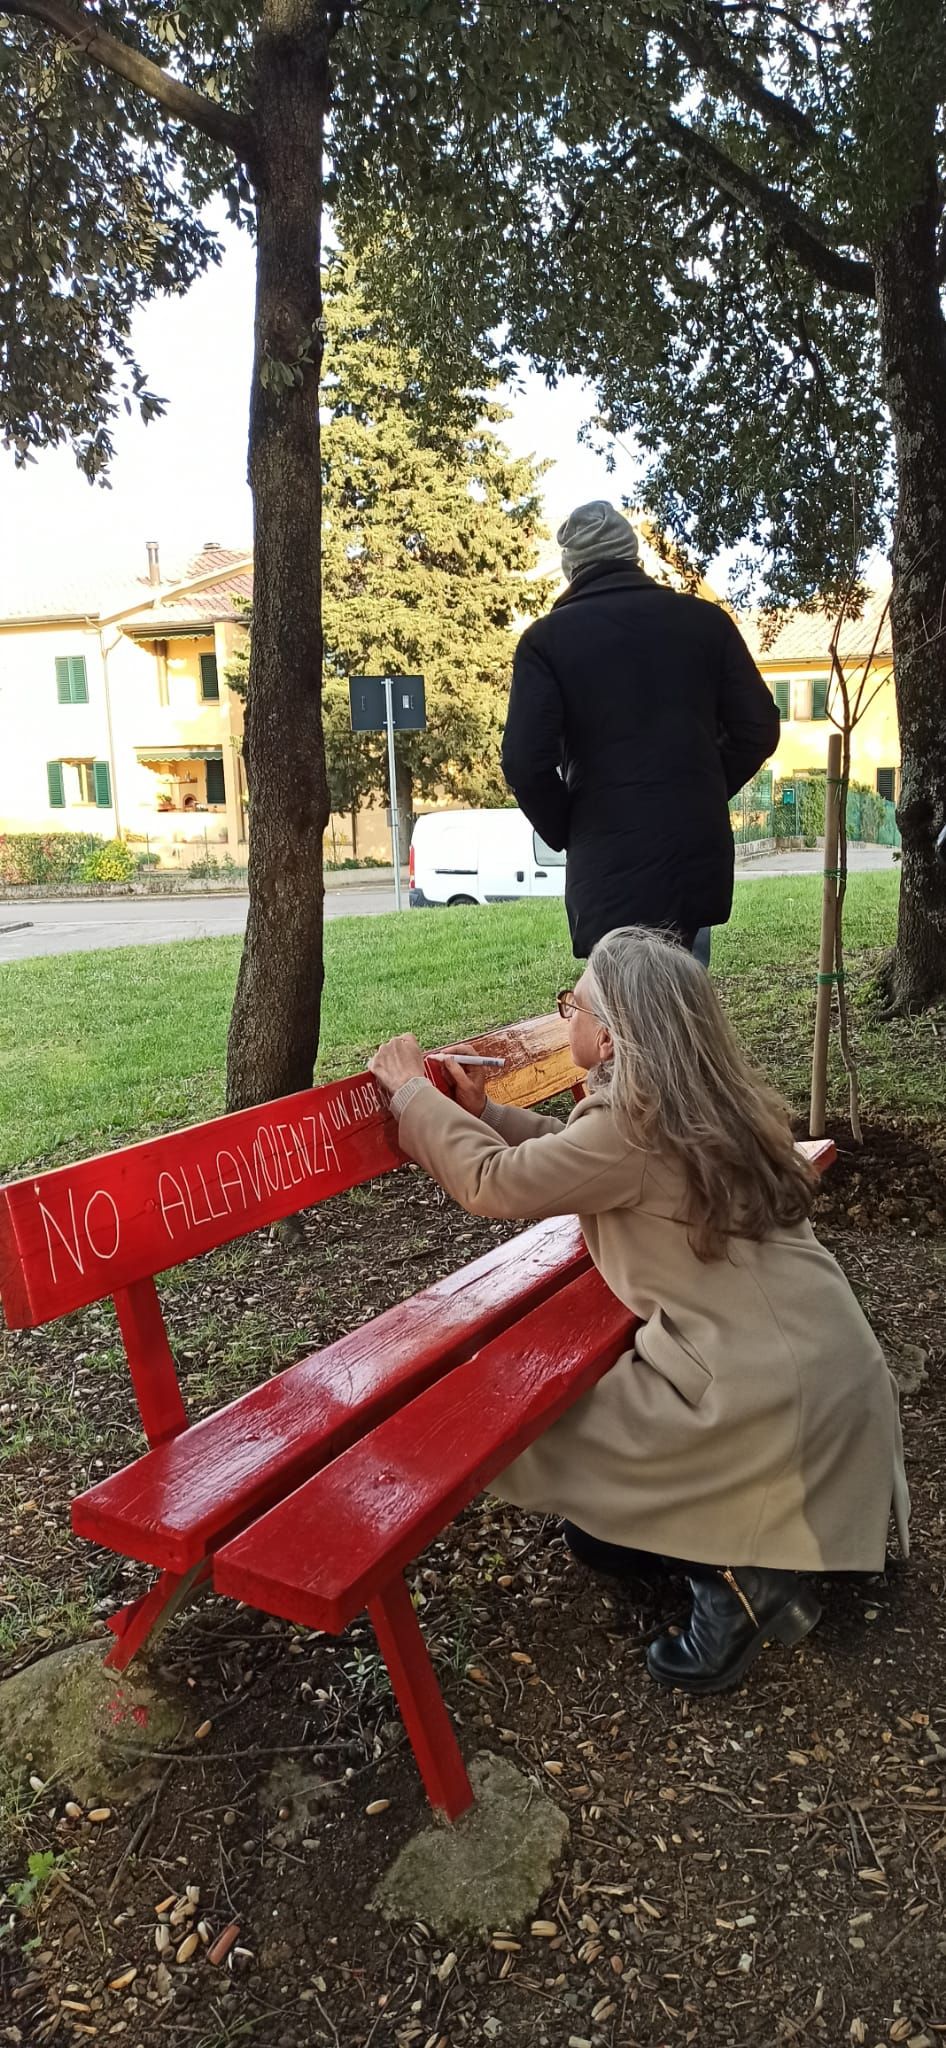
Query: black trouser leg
[{"left": 562, "top": 1521, "right": 666, "bottom": 1581}]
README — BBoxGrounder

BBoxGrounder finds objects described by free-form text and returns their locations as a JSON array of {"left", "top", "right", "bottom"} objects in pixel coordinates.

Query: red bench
[{"left": 0, "top": 1020, "right": 836, "bottom": 1819}]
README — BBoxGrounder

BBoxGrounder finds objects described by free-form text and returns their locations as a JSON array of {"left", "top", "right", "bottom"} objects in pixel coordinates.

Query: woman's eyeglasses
[{"left": 557, "top": 989, "right": 591, "bottom": 1020}]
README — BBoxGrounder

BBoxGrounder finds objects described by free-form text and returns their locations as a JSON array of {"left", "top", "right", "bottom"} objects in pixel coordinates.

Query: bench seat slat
[
  {"left": 214, "top": 1264, "right": 635, "bottom": 1635},
  {"left": 71, "top": 1216, "right": 588, "bottom": 1574}
]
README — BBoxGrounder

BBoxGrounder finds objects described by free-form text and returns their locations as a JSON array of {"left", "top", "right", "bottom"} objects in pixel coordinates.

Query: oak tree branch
[
  {"left": 660, "top": 112, "right": 875, "bottom": 296},
  {"left": 3, "top": 0, "right": 256, "bottom": 163}
]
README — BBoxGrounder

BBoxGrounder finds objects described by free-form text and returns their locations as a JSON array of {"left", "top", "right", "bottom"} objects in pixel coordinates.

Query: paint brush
[{"left": 430, "top": 1052, "right": 505, "bottom": 1068}]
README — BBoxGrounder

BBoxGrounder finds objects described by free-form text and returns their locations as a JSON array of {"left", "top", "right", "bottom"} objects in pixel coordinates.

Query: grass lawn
[{"left": 1, "top": 866, "right": 941, "bottom": 1173}]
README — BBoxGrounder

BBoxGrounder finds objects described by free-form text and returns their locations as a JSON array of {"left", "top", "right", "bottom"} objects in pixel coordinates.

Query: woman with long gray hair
[{"left": 370, "top": 928, "right": 908, "bottom": 1693}]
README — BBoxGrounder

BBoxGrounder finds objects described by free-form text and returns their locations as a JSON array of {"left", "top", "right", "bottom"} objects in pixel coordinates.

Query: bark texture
[
  {"left": 395, "top": 753, "right": 414, "bottom": 877},
  {"left": 226, "top": 0, "right": 330, "bottom": 1108},
  {"left": 874, "top": 168, "right": 946, "bottom": 1010}
]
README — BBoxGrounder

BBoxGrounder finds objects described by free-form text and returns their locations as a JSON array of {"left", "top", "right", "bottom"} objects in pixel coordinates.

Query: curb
[{"left": 0, "top": 870, "right": 408, "bottom": 905}]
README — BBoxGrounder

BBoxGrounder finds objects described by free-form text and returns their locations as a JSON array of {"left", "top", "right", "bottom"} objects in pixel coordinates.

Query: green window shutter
[
  {"left": 773, "top": 679, "right": 790, "bottom": 719},
  {"left": 47, "top": 761, "right": 66, "bottom": 807},
  {"left": 205, "top": 758, "right": 226, "bottom": 805},
  {"left": 55, "top": 655, "right": 89, "bottom": 703},
  {"left": 811, "top": 677, "right": 829, "bottom": 720},
  {"left": 93, "top": 759, "right": 112, "bottom": 808},
  {"left": 200, "top": 652, "right": 220, "bottom": 700}
]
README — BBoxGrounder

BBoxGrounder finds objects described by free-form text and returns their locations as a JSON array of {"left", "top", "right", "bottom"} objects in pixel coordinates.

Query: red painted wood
[
  {"left": 0, "top": 1015, "right": 576, "bottom": 1330},
  {"left": 798, "top": 1137, "right": 837, "bottom": 1171},
  {"left": 367, "top": 1576, "right": 474, "bottom": 1820},
  {"left": 72, "top": 1216, "right": 589, "bottom": 1572},
  {"left": 102, "top": 1564, "right": 209, "bottom": 1671},
  {"left": 213, "top": 1264, "right": 636, "bottom": 1634},
  {"left": 113, "top": 1279, "right": 188, "bottom": 1448}
]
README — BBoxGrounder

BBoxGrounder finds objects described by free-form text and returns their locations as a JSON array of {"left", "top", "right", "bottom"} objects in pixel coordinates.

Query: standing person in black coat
[{"left": 501, "top": 502, "right": 779, "bottom": 960}]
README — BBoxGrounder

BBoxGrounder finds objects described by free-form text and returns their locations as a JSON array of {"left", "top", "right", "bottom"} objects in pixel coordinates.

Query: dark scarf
[{"left": 553, "top": 562, "right": 656, "bottom": 610}]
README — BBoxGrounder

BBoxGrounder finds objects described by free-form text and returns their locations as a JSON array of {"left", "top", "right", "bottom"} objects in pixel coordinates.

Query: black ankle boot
[{"left": 646, "top": 1567, "right": 822, "bottom": 1694}]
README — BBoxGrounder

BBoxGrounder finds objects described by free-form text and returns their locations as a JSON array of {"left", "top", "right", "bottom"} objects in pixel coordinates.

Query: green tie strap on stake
[{"left": 817, "top": 969, "right": 845, "bottom": 985}]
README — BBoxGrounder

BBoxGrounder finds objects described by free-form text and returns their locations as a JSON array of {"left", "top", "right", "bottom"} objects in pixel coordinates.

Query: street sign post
[{"left": 349, "top": 677, "right": 426, "bottom": 909}]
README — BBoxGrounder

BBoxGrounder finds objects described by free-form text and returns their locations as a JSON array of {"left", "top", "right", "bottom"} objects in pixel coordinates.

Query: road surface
[{"left": 0, "top": 847, "right": 898, "bottom": 962}]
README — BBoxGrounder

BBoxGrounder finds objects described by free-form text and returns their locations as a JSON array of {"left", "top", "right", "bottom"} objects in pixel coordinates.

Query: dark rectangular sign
[{"left": 349, "top": 676, "right": 426, "bottom": 732}]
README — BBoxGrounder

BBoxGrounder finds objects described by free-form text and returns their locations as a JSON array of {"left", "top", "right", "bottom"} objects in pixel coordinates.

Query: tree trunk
[
  {"left": 226, "top": 0, "right": 330, "bottom": 1107},
  {"left": 873, "top": 167, "right": 946, "bottom": 1011},
  {"left": 395, "top": 752, "right": 413, "bottom": 875}
]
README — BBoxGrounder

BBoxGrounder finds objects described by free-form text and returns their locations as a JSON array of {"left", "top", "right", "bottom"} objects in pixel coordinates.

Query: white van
[{"left": 409, "top": 808, "right": 566, "bottom": 908}]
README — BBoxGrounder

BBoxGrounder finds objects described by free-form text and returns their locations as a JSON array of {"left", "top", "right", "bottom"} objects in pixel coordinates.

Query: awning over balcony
[{"left": 136, "top": 746, "right": 223, "bottom": 763}]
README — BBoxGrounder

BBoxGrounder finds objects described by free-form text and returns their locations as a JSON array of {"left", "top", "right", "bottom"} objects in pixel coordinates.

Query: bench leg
[
  {"left": 367, "top": 1576, "right": 474, "bottom": 1822},
  {"left": 104, "top": 1561, "right": 211, "bottom": 1671}
]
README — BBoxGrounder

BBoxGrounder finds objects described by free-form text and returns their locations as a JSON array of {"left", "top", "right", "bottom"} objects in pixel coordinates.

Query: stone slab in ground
[
  {"left": 0, "top": 1640, "right": 192, "bottom": 1802},
  {"left": 373, "top": 1752, "right": 569, "bottom": 1935}
]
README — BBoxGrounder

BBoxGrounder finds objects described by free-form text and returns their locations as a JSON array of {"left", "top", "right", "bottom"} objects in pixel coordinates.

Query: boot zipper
[{"left": 721, "top": 1568, "right": 758, "bottom": 1625}]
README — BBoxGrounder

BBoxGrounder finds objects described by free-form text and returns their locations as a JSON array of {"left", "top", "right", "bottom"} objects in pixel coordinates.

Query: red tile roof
[
  {"left": 115, "top": 547, "right": 253, "bottom": 631},
  {"left": 0, "top": 545, "right": 253, "bottom": 629}
]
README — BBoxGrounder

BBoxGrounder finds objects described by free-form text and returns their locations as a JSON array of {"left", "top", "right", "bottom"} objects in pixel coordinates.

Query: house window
[
  {"left": 47, "top": 761, "right": 66, "bottom": 808},
  {"left": 205, "top": 758, "right": 226, "bottom": 805},
  {"left": 791, "top": 677, "right": 830, "bottom": 722},
  {"left": 55, "top": 655, "right": 89, "bottom": 704},
  {"left": 877, "top": 767, "right": 897, "bottom": 803},
  {"left": 772, "top": 679, "right": 790, "bottom": 720},
  {"left": 199, "top": 651, "right": 220, "bottom": 701},
  {"left": 69, "top": 759, "right": 113, "bottom": 807}
]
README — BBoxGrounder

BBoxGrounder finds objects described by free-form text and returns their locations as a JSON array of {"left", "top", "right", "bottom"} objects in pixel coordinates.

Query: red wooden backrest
[{"left": 0, "top": 1014, "right": 580, "bottom": 1332}]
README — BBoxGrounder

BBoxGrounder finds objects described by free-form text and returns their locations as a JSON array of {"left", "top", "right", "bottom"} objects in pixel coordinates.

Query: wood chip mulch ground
[{"left": 1, "top": 1122, "right": 945, "bottom": 2048}]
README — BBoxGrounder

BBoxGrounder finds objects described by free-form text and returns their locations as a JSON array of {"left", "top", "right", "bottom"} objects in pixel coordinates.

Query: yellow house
[
  {"left": 741, "top": 585, "right": 899, "bottom": 801},
  {"left": 0, "top": 545, "right": 251, "bottom": 869}
]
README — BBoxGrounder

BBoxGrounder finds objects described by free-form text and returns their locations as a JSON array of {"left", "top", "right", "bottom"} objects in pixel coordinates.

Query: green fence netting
[{"left": 729, "top": 769, "right": 900, "bottom": 848}]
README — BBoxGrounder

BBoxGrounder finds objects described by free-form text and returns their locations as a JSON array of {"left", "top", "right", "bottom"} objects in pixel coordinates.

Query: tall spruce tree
[{"left": 319, "top": 254, "right": 552, "bottom": 852}]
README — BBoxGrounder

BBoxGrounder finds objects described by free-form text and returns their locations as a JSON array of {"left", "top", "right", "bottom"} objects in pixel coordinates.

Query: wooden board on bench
[{"left": 72, "top": 1214, "right": 590, "bottom": 1573}]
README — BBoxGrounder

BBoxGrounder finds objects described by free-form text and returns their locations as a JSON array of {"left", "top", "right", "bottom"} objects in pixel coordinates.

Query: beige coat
[{"left": 397, "top": 1081, "right": 909, "bottom": 1572}]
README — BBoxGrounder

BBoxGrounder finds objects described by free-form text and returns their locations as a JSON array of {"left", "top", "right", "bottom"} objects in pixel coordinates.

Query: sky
[{"left": 0, "top": 216, "right": 643, "bottom": 610}]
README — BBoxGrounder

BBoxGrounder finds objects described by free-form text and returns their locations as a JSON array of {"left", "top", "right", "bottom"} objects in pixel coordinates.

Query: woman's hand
[
  {"left": 438, "top": 1044, "right": 489, "bottom": 1116},
  {"left": 368, "top": 1033, "right": 428, "bottom": 1102}
]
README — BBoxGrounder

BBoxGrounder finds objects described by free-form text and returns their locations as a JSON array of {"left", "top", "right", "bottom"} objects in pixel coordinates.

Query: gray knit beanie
[{"left": 557, "top": 500, "right": 640, "bottom": 581}]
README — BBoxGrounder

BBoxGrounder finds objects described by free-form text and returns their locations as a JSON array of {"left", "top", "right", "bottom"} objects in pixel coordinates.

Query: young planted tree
[
  {"left": 319, "top": 254, "right": 551, "bottom": 849},
  {"left": 338, "top": 1, "right": 946, "bottom": 1011}
]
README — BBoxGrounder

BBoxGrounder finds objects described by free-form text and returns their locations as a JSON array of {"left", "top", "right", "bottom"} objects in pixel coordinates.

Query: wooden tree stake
[{"left": 809, "top": 731, "right": 844, "bottom": 1137}]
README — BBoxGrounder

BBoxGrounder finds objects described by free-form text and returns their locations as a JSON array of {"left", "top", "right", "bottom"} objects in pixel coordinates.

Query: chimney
[{"left": 146, "top": 540, "right": 161, "bottom": 586}]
